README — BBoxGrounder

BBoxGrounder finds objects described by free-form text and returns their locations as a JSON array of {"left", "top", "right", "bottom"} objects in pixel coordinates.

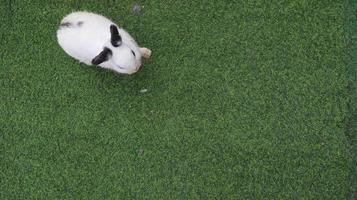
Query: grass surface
[
  {"left": 347, "top": 0, "right": 357, "bottom": 199},
  {"left": 0, "top": 0, "right": 353, "bottom": 199}
]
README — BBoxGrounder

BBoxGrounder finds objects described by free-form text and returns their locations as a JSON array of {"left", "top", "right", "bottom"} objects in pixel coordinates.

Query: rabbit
[{"left": 57, "top": 11, "right": 151, "bottom": 75}]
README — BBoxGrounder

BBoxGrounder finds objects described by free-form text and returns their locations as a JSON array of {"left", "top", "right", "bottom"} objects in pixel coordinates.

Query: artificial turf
[
  {"left": 347, "top": 0, "right": 357, "bottom": 199},
  {"left": 0, "top": 0, "right": 354, "bottom": 199}
]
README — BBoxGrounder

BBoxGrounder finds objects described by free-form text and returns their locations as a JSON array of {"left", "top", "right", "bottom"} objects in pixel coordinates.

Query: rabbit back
[{"left": 57, "top": 12, "right": 113, "bottom": 65}]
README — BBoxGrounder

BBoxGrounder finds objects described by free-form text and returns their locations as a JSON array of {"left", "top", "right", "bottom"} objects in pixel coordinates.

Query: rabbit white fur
[{"left": 57, "top": 11, "right": 151, "bottom": 74}]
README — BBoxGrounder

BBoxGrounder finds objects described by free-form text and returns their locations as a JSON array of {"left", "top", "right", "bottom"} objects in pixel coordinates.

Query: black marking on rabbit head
[
  {"left": 110, "top": 25, "right": 122, "bottom": 47},
  {"left": 131, "top": 50, "right": 136, "bottom": 57},
  {"left": 92, "top": 47, "right": 112, "bottom": 65}
]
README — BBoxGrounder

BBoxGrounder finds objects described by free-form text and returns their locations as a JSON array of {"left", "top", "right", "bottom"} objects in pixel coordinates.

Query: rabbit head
[{"left": 92, "top": 25, "right": 151, "bottom": 74}]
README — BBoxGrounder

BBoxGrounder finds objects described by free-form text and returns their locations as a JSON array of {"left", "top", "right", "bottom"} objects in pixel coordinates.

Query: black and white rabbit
[{"left": 57, "top": 11, "right": 151, "bottom": 74}]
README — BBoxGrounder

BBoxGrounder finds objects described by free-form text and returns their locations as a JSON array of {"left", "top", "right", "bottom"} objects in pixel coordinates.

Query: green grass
[
  {"left": 0, "top": 0, "right": 353, "bottom": 199},
  {"left": 347, "top": 0, "right": 357, "bottom": 199}
]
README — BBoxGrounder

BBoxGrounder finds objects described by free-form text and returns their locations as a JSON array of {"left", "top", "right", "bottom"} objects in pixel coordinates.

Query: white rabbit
[{"left": 57, "top": 11, "right": 151, "bottom": 74}]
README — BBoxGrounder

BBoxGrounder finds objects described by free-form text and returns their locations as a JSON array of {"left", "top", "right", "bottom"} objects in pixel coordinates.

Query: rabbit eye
[{"left": 131, "top": 50, "right": 136, "bottom": 57}]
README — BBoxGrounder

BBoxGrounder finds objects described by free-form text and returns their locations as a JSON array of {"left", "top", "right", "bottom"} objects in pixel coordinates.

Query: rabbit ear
[
  {"left": 110, "top": 25, "right": 122, "bottom": 47},
  {"left": 92, "top": 47, "right": 112, "bottom": 65}
]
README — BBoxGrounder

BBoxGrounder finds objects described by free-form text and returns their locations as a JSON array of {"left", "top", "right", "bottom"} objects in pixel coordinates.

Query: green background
[{"left": 0, "top": 0, "right": 355, "bottom": 199}]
